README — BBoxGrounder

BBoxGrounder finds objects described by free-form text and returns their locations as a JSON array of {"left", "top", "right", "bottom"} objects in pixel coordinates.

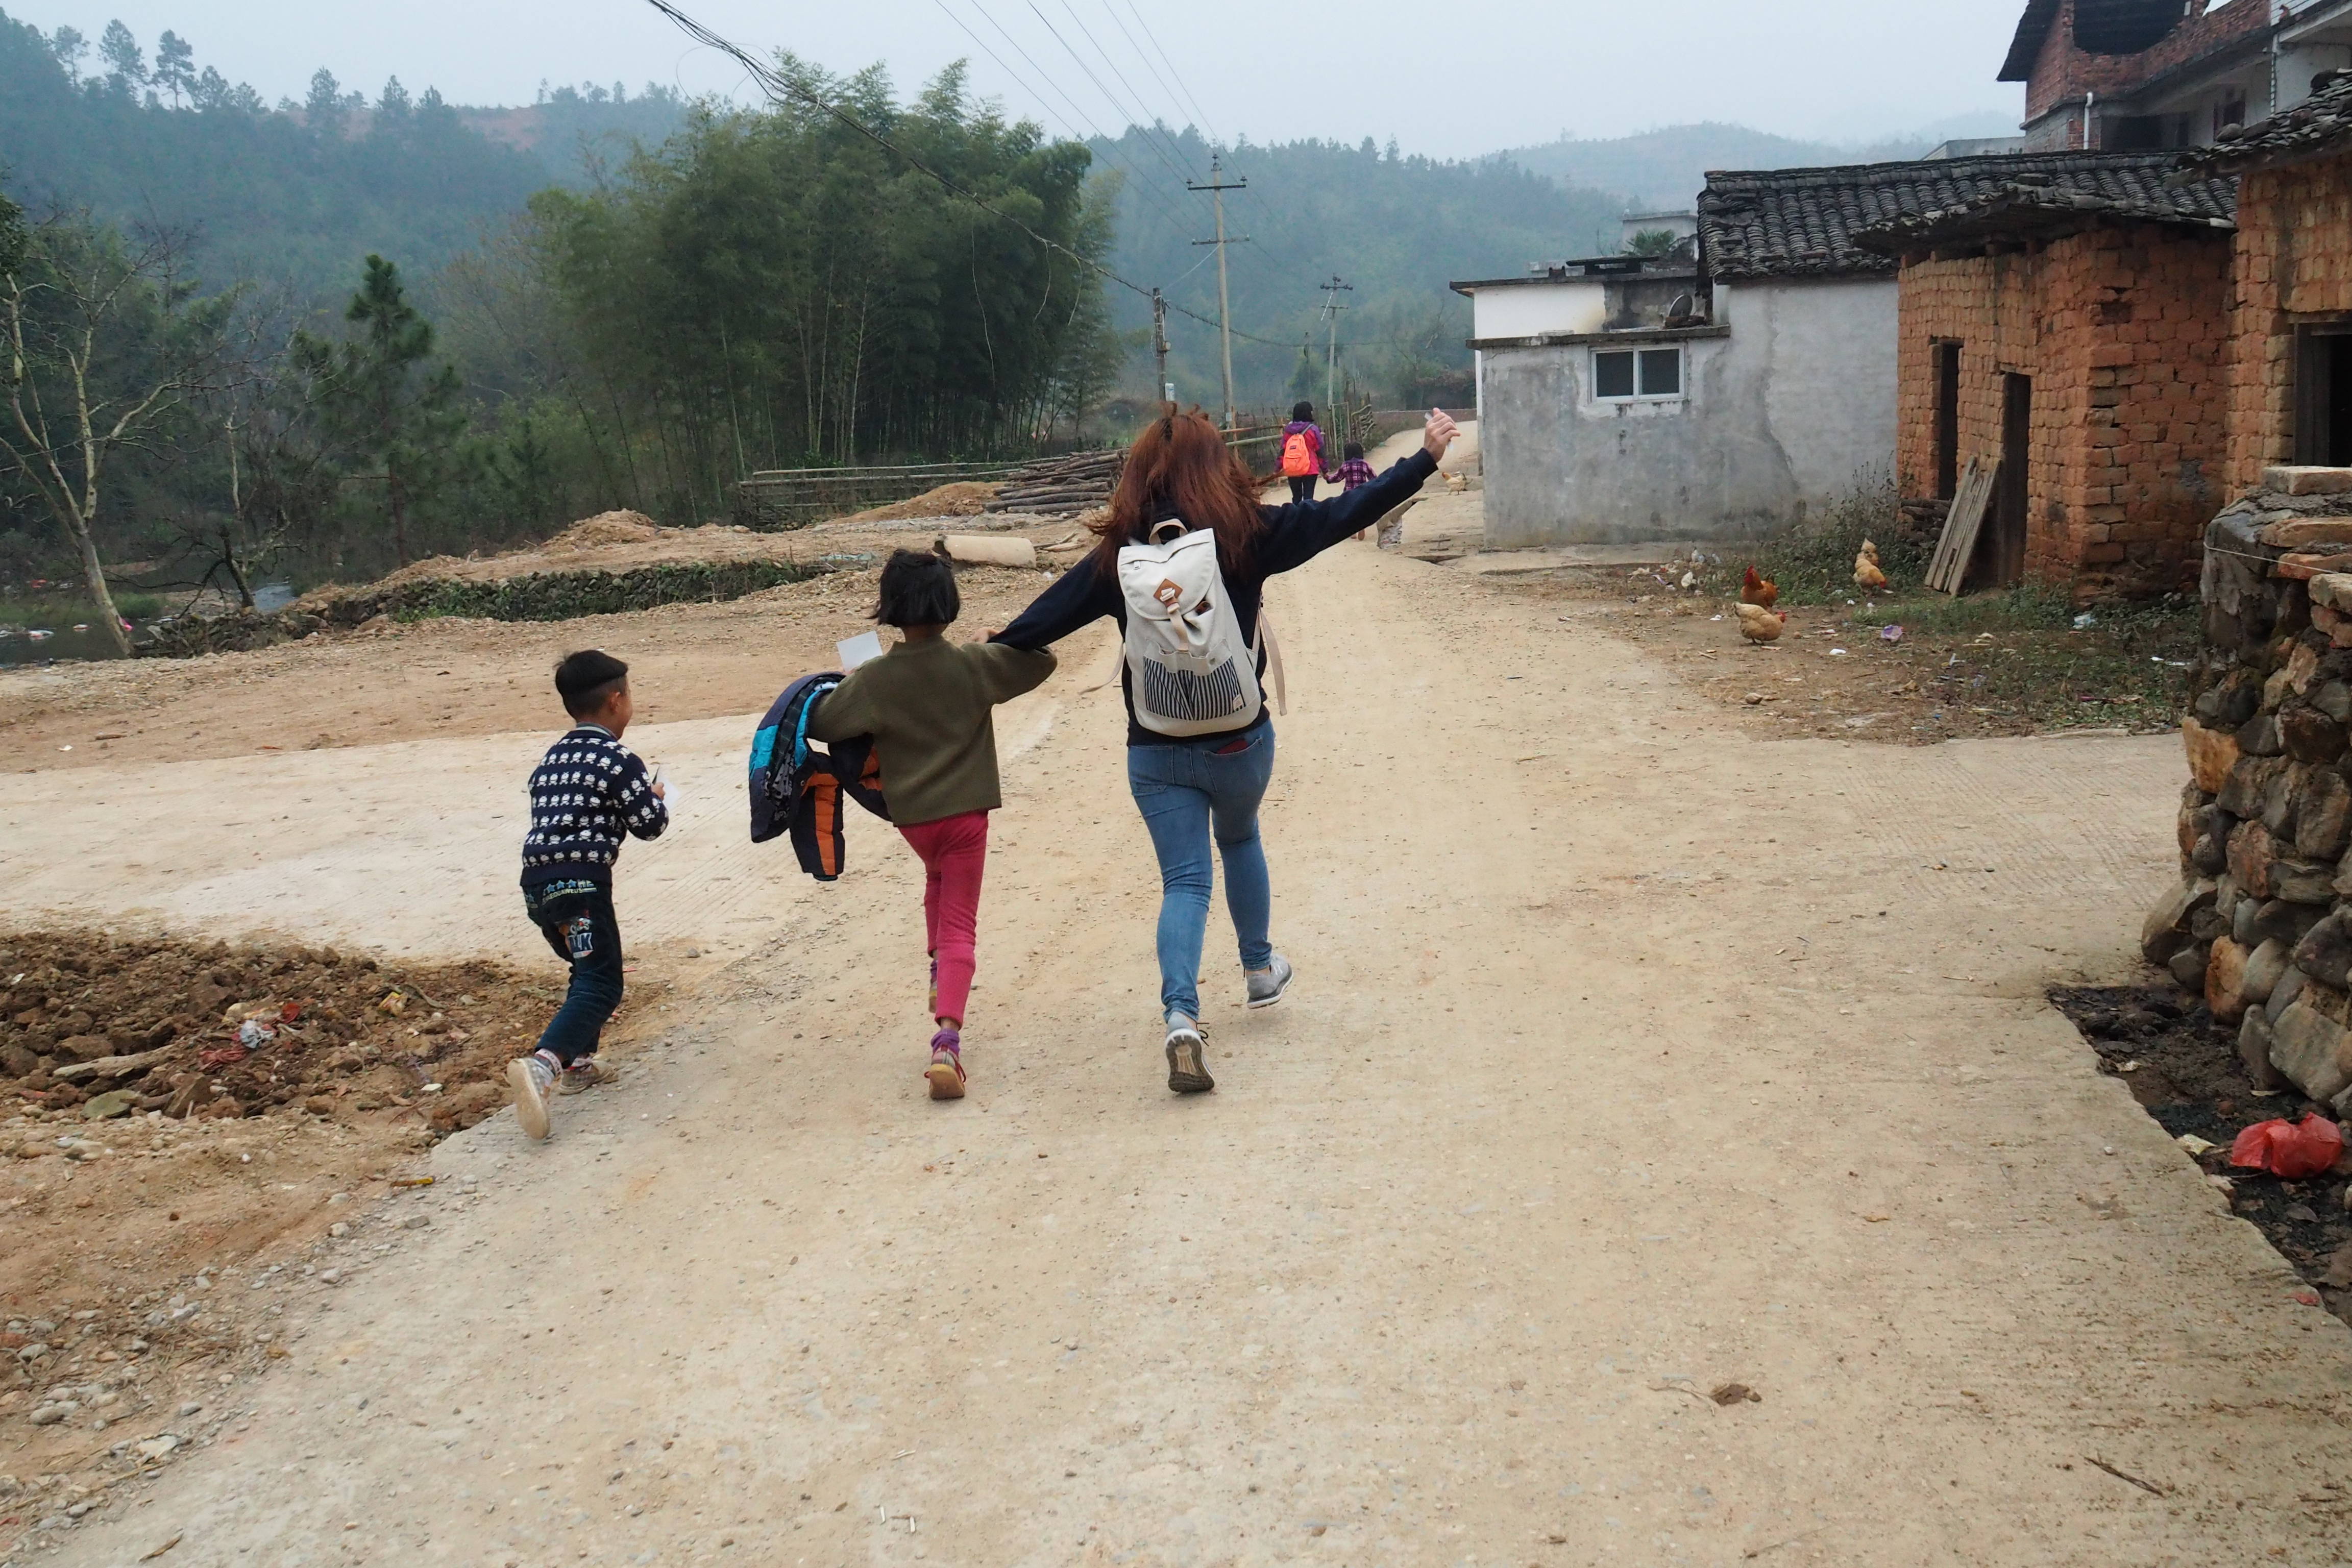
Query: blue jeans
[
  {"left": 1127, "top": 724, "right": 1276, "bottom": 1021},
  {"left": 523, "top": 884, "right": 624, "bottom": 1067}
]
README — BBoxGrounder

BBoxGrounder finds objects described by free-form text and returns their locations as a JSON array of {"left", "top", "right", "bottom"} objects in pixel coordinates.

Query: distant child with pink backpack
[{"left": 1278, "top": 401, "right": 1326, "bottom": 503}]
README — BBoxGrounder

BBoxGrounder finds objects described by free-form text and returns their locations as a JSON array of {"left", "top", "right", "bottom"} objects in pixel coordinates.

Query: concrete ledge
[{"left": 2263, "top": 465, "right": 2352, "bottom": 496}]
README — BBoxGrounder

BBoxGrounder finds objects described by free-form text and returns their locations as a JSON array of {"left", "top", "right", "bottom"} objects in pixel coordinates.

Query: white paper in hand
[{"left": 838, "top": 630, "right": 884, "bottom": 670}]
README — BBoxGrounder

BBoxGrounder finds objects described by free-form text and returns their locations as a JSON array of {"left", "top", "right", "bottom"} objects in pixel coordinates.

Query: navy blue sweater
[
  {"left": 994, "top": 448, "right": 1437, "bottom": 745},
  {"left": 521, "top": 725, "right": 670, "bottom": 891}
]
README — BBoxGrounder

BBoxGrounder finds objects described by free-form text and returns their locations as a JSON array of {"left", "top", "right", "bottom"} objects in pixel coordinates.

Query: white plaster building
[{"left": 1455, "top": 156, "right": 2098, "bottom": 549}]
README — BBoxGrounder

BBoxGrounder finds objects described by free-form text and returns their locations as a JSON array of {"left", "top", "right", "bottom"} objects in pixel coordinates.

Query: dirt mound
[
  {"left": 843, "top": 482, "right": 1000, "bottom": 524},
  {"left": 0, "top": 928, "right": 611, "bottom": 1134},
  {"left": 549, "top": 509, "right": 665, "bottom": 549}
]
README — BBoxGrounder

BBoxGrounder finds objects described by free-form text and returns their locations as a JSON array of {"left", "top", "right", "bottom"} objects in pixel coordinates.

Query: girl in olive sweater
[{"left": 807, "top": 549, "right": 1056, "bottom": 1099}]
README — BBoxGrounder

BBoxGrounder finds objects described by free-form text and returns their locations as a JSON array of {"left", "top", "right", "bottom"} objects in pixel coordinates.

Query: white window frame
[{"left": 1591, "top": 344, "right": 1685, "bottom": 403}]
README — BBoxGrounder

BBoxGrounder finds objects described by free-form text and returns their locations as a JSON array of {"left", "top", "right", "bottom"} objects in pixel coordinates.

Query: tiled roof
[
  {"left": 1699, "top": 153, "right": 2221, "bottom": 280},
  {"left": 1851, "top": 172, "right": 2236, "bottom": 253},
  {"left": 2178, "top": 72, "right": 2352, "bottom": 176},
  {"left": 2000, "top": 0, "right": 2063, "bottom": 82}
]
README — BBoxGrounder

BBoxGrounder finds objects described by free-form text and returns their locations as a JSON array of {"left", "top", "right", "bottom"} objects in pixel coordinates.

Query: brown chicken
[
  {"left": 1736, "top": 602, "right": 1787, "bottom": 643},
  {"left": 1853, "top": 539, "right": 1888, "bottom": 592},
  {"left": 1741, "top": 566, "right": 1779, "bottom": 609}
]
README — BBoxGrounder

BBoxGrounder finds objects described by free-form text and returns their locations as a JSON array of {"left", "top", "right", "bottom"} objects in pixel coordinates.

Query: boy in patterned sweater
[{"left": 509, "top": 649, "right": 669, "bottom": 1140}]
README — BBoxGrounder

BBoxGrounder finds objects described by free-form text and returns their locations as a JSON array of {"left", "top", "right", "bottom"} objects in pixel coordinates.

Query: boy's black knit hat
[{"left": 555, "top": 648, "right": 629, "bottom": 716}]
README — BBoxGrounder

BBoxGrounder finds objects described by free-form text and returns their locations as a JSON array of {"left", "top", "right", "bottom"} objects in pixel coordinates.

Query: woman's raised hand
[{"left": 1422, "top": 407, "right": 1459, "bottom": 461}]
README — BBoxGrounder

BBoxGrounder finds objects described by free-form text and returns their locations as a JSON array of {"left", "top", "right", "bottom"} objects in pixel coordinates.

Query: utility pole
[
  {"left": 1150, "top": 287, "right": 1171, "bottom": 405},
  {"left": 1189, "top": 153, "right": 1247, "bottom": 430},
  {"left": 1318, "top": 275, "right": 1352, "bottom": 425}
]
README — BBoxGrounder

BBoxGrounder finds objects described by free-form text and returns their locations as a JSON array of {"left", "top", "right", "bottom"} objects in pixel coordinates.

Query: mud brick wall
[
  {"left": 2148, "top": 485, "right": 2352, "bottom": 1110},
  {"left": 1893, "top": 222, "right": 2232, "bottom": 598},
  {"left": 2224, "top": 154, "right": 2352, "bottom": 493}
]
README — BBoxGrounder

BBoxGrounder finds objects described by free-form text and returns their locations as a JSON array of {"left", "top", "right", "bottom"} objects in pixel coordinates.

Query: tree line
[{"left": 0, "top": 20, "right": 1119, "bottom": 648}]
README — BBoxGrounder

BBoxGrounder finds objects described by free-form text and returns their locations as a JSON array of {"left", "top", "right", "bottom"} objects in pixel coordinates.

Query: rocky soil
[{"left": 0, "top": 926, "right": 665, "bottom": 1504}]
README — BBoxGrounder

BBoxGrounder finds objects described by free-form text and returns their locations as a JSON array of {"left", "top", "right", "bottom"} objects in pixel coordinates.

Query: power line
[
  {"left": 1106, "top": 0, "right": 1218, "bottom": 144},
  {"left": 932, "top": 0, "right": 1200, "bottom": 242},
  {"left": 1045, "top": 0, "right": 1201, "bottom": 182}
]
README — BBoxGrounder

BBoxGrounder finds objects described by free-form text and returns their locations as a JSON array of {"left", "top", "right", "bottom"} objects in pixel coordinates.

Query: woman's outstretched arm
[
  {"left": 992, "top": 554, "right": 1120, "bottom": 651},
  {"left": 1256, "top": 409, "right": 1457, "bottom": 574}
]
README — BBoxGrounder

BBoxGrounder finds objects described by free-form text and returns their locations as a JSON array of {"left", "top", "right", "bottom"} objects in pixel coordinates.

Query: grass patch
[
  {"left": 1696, "top": 473, "right": 1929, "bottom": 608},
  {"left": 1807, "top": 586, "right": 2198, "bottom": 729},
  {"left": 384, "top": 560, "right": 819, "bottom": 623}
]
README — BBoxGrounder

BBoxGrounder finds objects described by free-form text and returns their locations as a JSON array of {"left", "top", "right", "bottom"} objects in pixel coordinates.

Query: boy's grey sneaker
[
  {"left": 1164, "top": 1015, "right": 1213, "bottom": 1095},
  {"left": 557, "top": 1059, "right": 609, "bottom": 1096},
  {"left": 1245, "top": 954, "right": 1294, "bottom": 1010},
  {"left": 508, "top": 1052, "right": 558, "bottom": 1140}
]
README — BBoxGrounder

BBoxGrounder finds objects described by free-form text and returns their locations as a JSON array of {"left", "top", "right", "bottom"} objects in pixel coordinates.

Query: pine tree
[
  {"left": 96, "top": 20, "right": 141, "bottom": 95},
  {"left": 293, "top": 255, "right": 462, "bottom": 566},
  {"left": 153, "top": 30, "right": 193, "bottom": 107}
]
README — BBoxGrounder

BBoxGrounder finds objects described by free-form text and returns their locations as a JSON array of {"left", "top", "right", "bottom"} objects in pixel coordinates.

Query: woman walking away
[
  {"left": 808, "top": 549, "right": 1056, "bottom": 1099},
  {"left": 1278, "top": 400, "right": 1326, "bottom": 503},
  {"left": 994, "top": 405, "right": 1457, "bottom": 1093}
]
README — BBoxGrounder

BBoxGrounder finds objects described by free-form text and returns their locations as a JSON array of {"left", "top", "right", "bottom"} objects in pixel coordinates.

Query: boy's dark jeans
[{"left": 524, "top": 883, "right": 624, "bottom": 1067}]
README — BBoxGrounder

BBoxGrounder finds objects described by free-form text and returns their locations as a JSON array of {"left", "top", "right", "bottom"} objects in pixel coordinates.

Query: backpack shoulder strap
[{"left": 1255, "top": 613, "right": 1288, "bottom": 717}]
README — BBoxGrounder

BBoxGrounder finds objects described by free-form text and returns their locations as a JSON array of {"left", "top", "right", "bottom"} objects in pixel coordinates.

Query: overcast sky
[{"left": 10, "top": 1, "right": 2032, "bottom": 155}]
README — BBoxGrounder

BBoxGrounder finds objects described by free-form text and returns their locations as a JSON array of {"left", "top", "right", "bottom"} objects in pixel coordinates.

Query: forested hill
[
  {"left": 1089, "top": 126, "right": 1632, "bottom": 411},
  {"left": 1506, "top": 115, "right": 2021, "bottom": 210},
  {"left": 0, "top": 9, "right": 688, "bottom": 297}
]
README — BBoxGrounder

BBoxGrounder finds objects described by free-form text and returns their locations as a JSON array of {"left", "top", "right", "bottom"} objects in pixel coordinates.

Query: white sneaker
[
  {"left": 1164, "top": 1015, "right": 1213, "bottom": 1094},
  {"left": 508, "top": 1052, "right": 558, "bottom": 1140}
]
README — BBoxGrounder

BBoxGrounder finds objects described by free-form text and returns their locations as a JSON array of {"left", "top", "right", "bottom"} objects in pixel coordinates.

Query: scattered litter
[
  {"left": 1828, "top": 647, "right": 1848, "bottom": 656},
  {"left": 2071, "top": 611, "right": 2097, "bottom": 629},
  {"left": 2228, "top": 1114, "right": 2344, "bottom": 1179},
  {"left": 236, "top": 1018, "right": 276, "bottom": 1048},
  {"left": 1879, "top": 624, "right": 1903, "bottom": 643},
  {"left": 2174, "top": 1133, "right": 2216, "bottom": 1157},
  {"left": 198, "top": 1043, "right": 249, "bottom": 1070},
  {"left": 378, "top": 991, "right": 407, "bottom": 1016}
]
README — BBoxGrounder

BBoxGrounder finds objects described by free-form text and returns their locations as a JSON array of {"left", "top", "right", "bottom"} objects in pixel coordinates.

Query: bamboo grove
[{"left": 519, "top": 59, "right": 1121, "bottom": 523}]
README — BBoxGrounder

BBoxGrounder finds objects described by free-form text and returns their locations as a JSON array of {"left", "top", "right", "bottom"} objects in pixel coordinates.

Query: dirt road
[{"left": 17, "top": 453, "right": 2352, "bottom": 1564}]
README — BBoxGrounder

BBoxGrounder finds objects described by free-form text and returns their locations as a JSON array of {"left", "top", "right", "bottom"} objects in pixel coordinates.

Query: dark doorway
[
  {"left": 2295, "top": 329, "right": 2352, "bottom": 466},
  {"left": 1990, "top": 373, "right": 2031, "bottom": 588},
  {"left": 1932, "top": 341, "right": 1962, "bottom": 499}
]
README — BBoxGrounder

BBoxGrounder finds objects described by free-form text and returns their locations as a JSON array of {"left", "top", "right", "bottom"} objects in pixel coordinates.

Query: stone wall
[
  {"left": 1893, "top": 221, "right": 2232, "bottom": 598},
  {"left": 2224, "top": 152, "right": 2352, "bottom": 493},
  {"left": 2145, "top": 466, "right": 2352, "bottom": 1109}
]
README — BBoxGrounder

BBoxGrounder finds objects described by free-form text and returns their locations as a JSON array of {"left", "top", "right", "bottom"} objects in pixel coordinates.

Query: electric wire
[
  {"left": 1044, "top": 0, "right": 1202, "bottom": 182},
  {"left": 932, "top": 0, "right": 1199, "bottom": 241},
  {"left": 1019, "top": 0, "right": 1197, "bottom": 191}
]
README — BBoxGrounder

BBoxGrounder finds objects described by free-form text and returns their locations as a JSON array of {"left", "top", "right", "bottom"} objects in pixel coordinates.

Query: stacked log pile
[
  {"left": 984, "top": 449, "right": 1125, "bottom": 513},
  {"left": 2147, "top": 465, "right": 2352, "bottom": 1109}
]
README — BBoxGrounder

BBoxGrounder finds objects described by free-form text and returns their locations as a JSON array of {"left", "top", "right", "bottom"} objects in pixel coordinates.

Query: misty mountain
[
  {"left": 1507, "top": 113, "right": 2023, "bottom": 212},
  {"left": 0, "top": 8, "right": 688, "bottom": 299}
]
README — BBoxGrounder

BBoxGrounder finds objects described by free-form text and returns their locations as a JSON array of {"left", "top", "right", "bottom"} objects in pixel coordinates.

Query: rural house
[
  {"left": 1854, "top": 154, "right": 2237, "bottom": 597},
  {"left": 2004, "top": 1, "right": 2352, "bottom": 153},
  {"left": 1456, "top": 157, "right": 2158, "bottom": 550},
  {"left": 2177, "top": 72, "right": 2352, "bottom": 484}
]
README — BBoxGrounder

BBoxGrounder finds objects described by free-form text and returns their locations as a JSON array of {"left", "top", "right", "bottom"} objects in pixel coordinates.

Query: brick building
[
  {"left": 2004, "top": 2, "right": 2352, "bottom": 153},
  {"left": 2178, "top": 74, "right": 2352, "bottom": 489},
  {"left": 2004, "top": 0, "right": 2271, "bottom": 151},
  {"left": 1856, "top": 156, "right": 2237, "bottom": 597}
]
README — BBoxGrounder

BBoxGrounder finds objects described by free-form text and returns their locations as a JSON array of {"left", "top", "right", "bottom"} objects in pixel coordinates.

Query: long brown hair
[{"left": 1086, "top": 405, "right": 1269, "bottom": 578}]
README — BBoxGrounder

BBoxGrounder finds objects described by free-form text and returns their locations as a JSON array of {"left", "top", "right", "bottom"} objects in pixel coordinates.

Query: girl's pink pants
[{"left": 898, "top": 810, "right": 989, "bottom": 1024}]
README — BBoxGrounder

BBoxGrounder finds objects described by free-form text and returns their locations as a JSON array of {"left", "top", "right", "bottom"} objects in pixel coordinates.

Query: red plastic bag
[{"left": 2228, "top": 1114, "right": 2346, "bottom": 1179}]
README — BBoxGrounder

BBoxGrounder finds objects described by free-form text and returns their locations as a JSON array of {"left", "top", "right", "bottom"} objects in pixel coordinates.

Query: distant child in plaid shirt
[{"left": 1337, "top": 442, "right": 1379, "bottom": 539}]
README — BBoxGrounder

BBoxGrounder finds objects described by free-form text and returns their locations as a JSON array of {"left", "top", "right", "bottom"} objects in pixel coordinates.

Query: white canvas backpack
[{"left": 1114, "top": 521, "right": 1265, "bottom": 737}]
